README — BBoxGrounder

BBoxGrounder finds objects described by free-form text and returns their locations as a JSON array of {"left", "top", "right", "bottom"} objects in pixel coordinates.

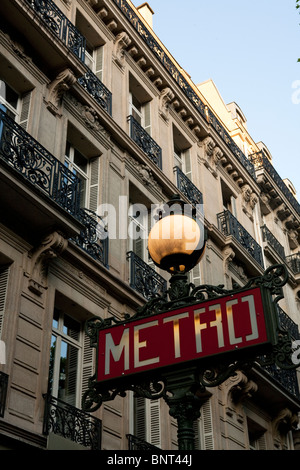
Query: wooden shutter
[
  {"left": 183, "top": 148, "right": 192, "bottom": 180},
  {"left": 81, "top": 330, "right": 94, "bottom": 397},
  {"left": 143, "top": 102, "right": 151, "bottom": 135},
  {"left": 89, "top": 157, "right": 100, "bottom": 213},
  {"left": 95, "top": 47, "right": 104, "bottom": 82},
  {"left": 0, "top": 266, "right": 9, "bottom": 339},
  {"left": 201, "top": 399, "right": 214, "bottom": 450},
  {"left": 19, "top": 91, "right": 31, "bottom": 130},
  {"left": 148, "top": 399, "right": 161, "bottom": 447}
]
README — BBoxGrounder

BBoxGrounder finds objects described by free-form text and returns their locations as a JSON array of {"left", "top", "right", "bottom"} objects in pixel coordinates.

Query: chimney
[{"left": 137, "top": 2, "right": 154, "bottom": 29}]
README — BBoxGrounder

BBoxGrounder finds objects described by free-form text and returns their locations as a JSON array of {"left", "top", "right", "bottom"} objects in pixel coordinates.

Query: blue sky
[{"left": 132, "top": 0, "right": 300, "bottom": 198}]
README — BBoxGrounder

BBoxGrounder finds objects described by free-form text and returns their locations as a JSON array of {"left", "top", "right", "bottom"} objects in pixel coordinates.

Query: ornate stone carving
[
  {"left": 46, "top": 69, "right": 76, "bottom": 115},
  {"left": 241, "top": 184, "right": 258, "bottom": 217},
  {"left": 159, "top": 87, "right": 175, "bottom": 121},
  {"left": 223, "top": 370, "right": 258, "bottom": 422},
  {"left": 113, "top": 32, "right": 131, "bottom": 66},
  {"left": 27, "top": 232, "right": 68, "bottom": 295},
  {"left": 127, "top": 156, "right": 161, "bottom": 194},
  {"left": 272, "top": 408, "right": 299, "bottom": 438}
]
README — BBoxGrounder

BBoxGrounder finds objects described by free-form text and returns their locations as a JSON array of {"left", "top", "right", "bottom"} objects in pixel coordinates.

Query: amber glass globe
[{"left": 148, "top": 211, "right": 205, "bottom": 274}]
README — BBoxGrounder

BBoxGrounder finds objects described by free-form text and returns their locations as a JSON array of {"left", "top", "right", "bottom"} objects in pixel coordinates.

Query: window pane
[
  {"left": 63, "top": 314, "right": 80, "bottom": 341},
  {"left": 48, "top": 335, "right": 57, "bottom": 396},
  {"left": 58, "top": 340, "right": 78, "bottom": 406},
  {"left": 74, "top": 148, "right": 87, "bottom": 174}
]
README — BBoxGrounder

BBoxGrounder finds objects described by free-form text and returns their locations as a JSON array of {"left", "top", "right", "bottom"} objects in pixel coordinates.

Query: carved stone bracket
[
  {"left": 223, "top": 370, "right": 258, "bottom": 422},
  {"left": 45, "top": 69, "right": 76, "bottom": 115},
  {"left": 272, "top": 408, "right": 299, "bottom": 443},
  {"left": 26, "top": 232, "right": 68, "bottom": 295},
  {"left": 113, "top": 32, "right": 131, "bottom": 67},
  {"left": 159, "top": 87, "right": 175, "bottom": 121}
]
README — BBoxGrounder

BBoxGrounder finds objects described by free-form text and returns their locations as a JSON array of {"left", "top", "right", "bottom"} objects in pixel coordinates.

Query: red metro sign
[{"left": 97, "top": 287, "right": 272, "bottom": 383}]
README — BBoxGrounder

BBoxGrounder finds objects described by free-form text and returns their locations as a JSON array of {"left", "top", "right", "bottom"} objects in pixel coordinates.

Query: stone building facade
[{"left": 0, "top": 0, "right": 299, "bottom": 450}]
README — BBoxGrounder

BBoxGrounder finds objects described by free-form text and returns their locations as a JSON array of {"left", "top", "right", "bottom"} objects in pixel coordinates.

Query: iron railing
[
  {"left": 43, "top": 394, "right": 102, "bottom": 450},
  {"left": 127, "top": 251, "right": 167, "bottom": 300},
  {"left": 73, "top": 208, "right": 109, "bottom": 267},
  {"left": 0, "top": 109, "right": 81, "bottom": 217},
  {"left": 286, "top": 253, "right": 300, "bottom": 275},
  {"left": 261, "top": 225, "right": 285, "bottom": 260},
  {"left": 127, "top": 434, "right": 160, "bottom": 451},
  {"left": 0, "top": 372, "right": 8, "bottom": 418},
  {"left": 128, "top": 116, "right": 162, "bottom": 169},
  {"left": 217, "top": 210, "right": 264, "bottom": 267},
  {"left": 78, "top": 67, "right": 112, "bottom": 116},
  {"left": 262, "top": 306, "right": 300, "bottom": 399},
  {"left": 174, "top": 166, "right": 203, "bottom": 207},
  {"left": 250, "top": 151, "right": 300, "bottom": 217},
  {"left": 25, "top": 0, "right": 86, "bottom": 61},
  {"left": 114, "top": 0, "right": 256, "bottom": 180}
]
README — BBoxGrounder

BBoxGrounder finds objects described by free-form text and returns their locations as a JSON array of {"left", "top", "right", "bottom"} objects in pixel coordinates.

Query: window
[
  {"left": 173, "top": 126, "right": 192, "bottom": 180},
  {"left": 65, "top": 141, "right": 88, "bottom": 208},
  {"left": 129, "top": 74, "right": 152, "bottom": 134},
  {"left": 134, "top": 396, "right": 161, "bottom": 448},
  {"left": 221, "top": 179, "right": 237, "bottom": 217},
  {"left": 128, "top": 199, "right": 149, "bottom": 262},
  {"left": 247, "top": 418, "right": 266, "bottom": 450},
  {"left": 194, "top": 399, "right": 214, "bottom": 450},
  {"left": 85, "top": 46, "right": 104, "bottom": 82},
  {"left": 48, "top": 309, "right": 82, "bottom": 407},
  {"left": 0, "top": 79, "right": 31, "bottom": 129}
]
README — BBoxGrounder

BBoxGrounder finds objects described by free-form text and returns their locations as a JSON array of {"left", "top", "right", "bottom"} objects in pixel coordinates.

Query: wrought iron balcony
[
  {"left": 262, "top": 306, "right": 300, "bottom": 399},
  {"left": 127, "top": 434, "right": 160, "bottom": 451},
  {"left": 25, "top": 0, "right": 86, "bottom": 61},
  {"left": 217, "top": 210, "right": 264, "bottom": 267},
  {"left": 250, "top": 151, "right": 300, "bottom": 217},
  {"left": 286, "top": 253, "right": 300, "bottom": 275},
  {"left": 73, "top": 208, "right": 109, "bottom": 267},
  {"left": 127, "top": 251, "right": 167, "bottom": 300},
  {"left": 0, "top": 109, "right": 81, "bottom": 217},
  {"left": 261, "top": 225, "right": 285, "bottom": 260},
  {"left": 174, "top": 166, "right": 203, "bottom": 207},
  {"left": 114, "top": 0, "right": 256, "bottom": 180},
  {"left": 0, "top": 372, "right": 8, "bottom": 418},
  {"left": 78, "top": 67, "right": 112, "bottom": 116},
  {"left": 43, "top": 394, "right": 102, "bottom": 450},
  {"left": 128, "top": 116, "right": 162, "bottom": 169}
]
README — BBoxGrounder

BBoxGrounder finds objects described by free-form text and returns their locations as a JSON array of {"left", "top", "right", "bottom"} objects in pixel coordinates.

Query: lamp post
[
  {"left": 82, "top": 195, "right": 297, "bottom": 452},
  {"left": 147, "top": 194, "right": 208, "bottom": 450}
]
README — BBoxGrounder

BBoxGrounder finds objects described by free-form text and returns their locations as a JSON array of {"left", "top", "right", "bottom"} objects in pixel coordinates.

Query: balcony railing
[
  {"left": 128, "top": 116, "right": 162, "bottom": 169},
  {"left": 261, "top": 225, "right": 285, "bottom": 260},
  {"left": 286, "top": 253, "right": 300, "bottom": 275},
  {"left": 0, "top": 372, "right": 8, "bottom": 418},
  {"left": 115, "top": 0, "right": 256, "bottom": 180},
  {"left": 78, "top": 68, "right": 112, "bottom": 116},
  {"left": 127, "top": 251, "right": 167, "bottom": 300},
  {"left": 174, "top": 166, "right": 203, "bottom": 207},
  {"left": 127, "top": 434, "right": 160, "bottom": 451},
  {"left": 73, "top": 208, "right": 109, "bottom": 267},
  {"left": 250, "top": 151, "right": 300, "bottom": 217},
  {"left": 217, "top": 210, "right": 264, "bottom": 267},
  {"left": 43, "top": 394, "right": 102, "bottom": 450},
  {"left": 26, "top": 0, "right": 86, "bottom": 61},
  {"left": 0, "top": 109, "right": 81, "bottom": 217},
  {"left": 262, "top": 306, "right": 300, "bottom": 399}
]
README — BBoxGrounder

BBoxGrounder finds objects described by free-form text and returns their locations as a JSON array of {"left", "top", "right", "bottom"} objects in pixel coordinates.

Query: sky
[{"left": 132, "top": 0, "right": 300, "bottom": 198}]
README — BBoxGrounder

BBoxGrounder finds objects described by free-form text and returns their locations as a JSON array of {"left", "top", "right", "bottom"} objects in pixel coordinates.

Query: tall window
[
  {"left": 85, "top": 46, "right": 104, "bottom": 81},
  {"left": 0, "top": 79, "right": 31, "bottom": 129},
  {"left": 221, "top": 179, "right": 237, "bottom": 217},
  {"left": 48, "top": 309, "right": 82, "bottom": 407},
  {"left": 65, "top": 142, "right": 88, "bottom": 208}
]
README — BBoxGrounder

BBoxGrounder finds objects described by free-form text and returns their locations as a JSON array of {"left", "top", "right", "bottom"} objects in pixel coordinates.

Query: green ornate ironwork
[{"left": 82, "top": 264, "right": 298, "bottom": 450}]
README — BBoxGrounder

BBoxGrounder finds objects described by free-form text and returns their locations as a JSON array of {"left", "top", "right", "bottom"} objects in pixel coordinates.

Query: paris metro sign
[{"left": 96, "top": 287, "right": 273, "bottom": 384}]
